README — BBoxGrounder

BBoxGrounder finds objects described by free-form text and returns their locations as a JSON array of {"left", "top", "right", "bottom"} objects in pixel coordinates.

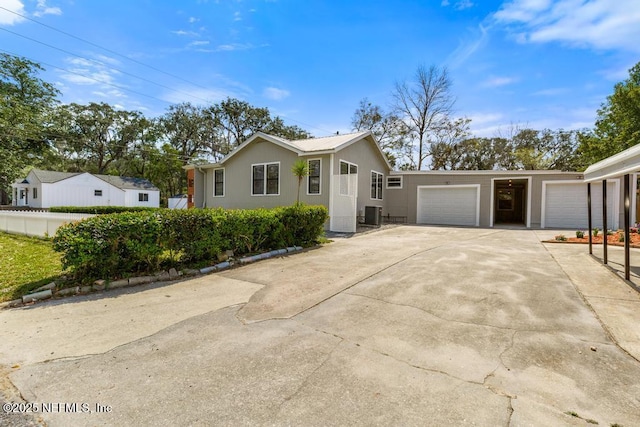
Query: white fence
[{"left": 0, "top": 211, "right": 94, "bottom": 238}]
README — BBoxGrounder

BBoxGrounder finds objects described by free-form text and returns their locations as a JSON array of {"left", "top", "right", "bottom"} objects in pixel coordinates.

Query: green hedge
[
  {"left": 52, "top": 205, "right": 328, "bottom": 280},
  {"left": 49, "top": 206, "right": 160, "bottom": 214}
]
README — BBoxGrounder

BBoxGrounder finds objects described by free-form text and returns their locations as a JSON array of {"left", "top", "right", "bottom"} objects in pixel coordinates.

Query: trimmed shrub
[
  {"left": 49, "top": 206, "right": 160, "bottom": 214},
  {"left": 52, "top": 211, "right": 164, "bottom": 279},
  {"left": 275, "top": 204, "right": 328, "bottom": 247},
  {"left": 52, "top": 205, "right": 328, "bottom": 281},
  {"left": 158, "top": 208, "right": 227, "bottom": 264}
]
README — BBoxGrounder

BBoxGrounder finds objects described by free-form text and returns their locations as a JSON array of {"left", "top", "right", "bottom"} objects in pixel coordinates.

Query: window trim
[
  {"left": 251, "top": 161, "right": 280, "bottom": 196},
  {"left": 138, "top": 192, "right": 149, "bottom": 202},
  {"left": 306, "top": 158, "right": 321, "bottom": 196},
  {"left": 339, "top": 160, "right": 358, "bottom": 196},
  {"left": 33, "top": 187, "right": 37, "bottom": 199},
  {"left": 370, "top": 170, "right": 383, "bottom": 200},
  {"left": 213, "top": 168, "right": 225, "bottom": 197},
  {"left": 94, "top": 189, "right": 103, "bottom": 197},
  {"left": 386, "top": 175, "right": 403, "bottom": 189}
]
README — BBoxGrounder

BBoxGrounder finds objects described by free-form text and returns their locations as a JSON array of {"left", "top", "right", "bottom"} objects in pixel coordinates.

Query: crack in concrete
[
  {"left": 506, "top": 396, "right": 515, "bottom": 426},
  {"left": 273, "top": 337, "right": 344, "bottom": 417},
  {"left": 281, "top": 230, "right": 509, "bottom": 322},
  {"left": 345, "top": 290, "right": 521, "bottom": 333},
  {"left": 542, "top": 243, "right": 640, "bottom": 364},
  {"left": 25, "top": 303, "right": 249, "bottom": 366}
]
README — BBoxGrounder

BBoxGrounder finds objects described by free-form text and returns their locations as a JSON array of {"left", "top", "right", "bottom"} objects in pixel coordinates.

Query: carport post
[
  {"left": 624, "top": 174, "right": 630, "bottom": 280},
  {"left": 603, "top": 179, "right": 608, "bottom": 264},
  {"left": 587, "top": 182, "right": 592, "bottom": 254}
]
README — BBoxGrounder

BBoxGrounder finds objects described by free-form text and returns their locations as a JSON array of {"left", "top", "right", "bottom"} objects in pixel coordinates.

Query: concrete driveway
[{"left": 1, "top": 226, "right": 639, "bottom": 426}]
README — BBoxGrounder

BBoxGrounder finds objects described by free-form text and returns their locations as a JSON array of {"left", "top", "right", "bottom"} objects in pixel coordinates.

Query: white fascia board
[{"left": 220, "top": 132, "right": 301, "bottom": 165}]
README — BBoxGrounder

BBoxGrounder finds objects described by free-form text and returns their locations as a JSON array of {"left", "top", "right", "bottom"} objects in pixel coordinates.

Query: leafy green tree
[
  {"left": 50, "top": 102, "right": 150, "bottom": 174},
  {"left": 429, "top": 117, "right": 471, "bottom": 170},
  {"left": 578, "top": 61, "right": 640, "bottom": 165},
  {"left": 510, "top": 128, "right": 580, "bottom": 170},
  {"left": 158, "top": 102, "right": 216, "bottom": 164},
  {"left": 351, "top": 98, "right": 411, "bottom": 167},
  {"left": 208, "top": 97, "right": 311, "bottom": 158},
  {"left": 0, "top": 53, "right": 59, "bottom": 203},
  {"left": 146, "top": 144, "right": 185, "bottom": 204}
]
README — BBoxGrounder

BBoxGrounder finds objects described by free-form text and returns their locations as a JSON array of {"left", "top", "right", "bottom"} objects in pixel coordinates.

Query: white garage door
[
  {"left": 417, "top": 185, "right": 479, "bottom": 226},
  {"left": 543, "top": 181, "right": 618, "bottom": 229}
]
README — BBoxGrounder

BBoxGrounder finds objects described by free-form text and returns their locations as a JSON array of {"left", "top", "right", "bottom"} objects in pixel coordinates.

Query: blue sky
[{"left": 1, "top": 0, "right": 639, "bottom": 138}]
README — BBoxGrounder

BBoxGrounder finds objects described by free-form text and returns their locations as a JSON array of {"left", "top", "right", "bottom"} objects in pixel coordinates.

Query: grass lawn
[{"left": 0, "top": 232, "right": 63, "bottom": 303}]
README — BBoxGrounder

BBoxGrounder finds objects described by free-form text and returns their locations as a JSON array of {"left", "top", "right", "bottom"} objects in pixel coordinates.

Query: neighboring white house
[{"left": 11, "top": 169, "right": 160, "bottom": 208}]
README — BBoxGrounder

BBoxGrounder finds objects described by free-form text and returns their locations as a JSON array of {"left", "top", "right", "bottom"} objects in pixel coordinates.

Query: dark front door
[{"left": 495, "top": 180, "right": 526, "bottom": 225}]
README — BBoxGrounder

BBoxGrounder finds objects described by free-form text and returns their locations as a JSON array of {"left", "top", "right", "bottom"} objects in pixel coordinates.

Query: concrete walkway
[{"left": 1, "top": 226, "right": 639, "bottom": 426}]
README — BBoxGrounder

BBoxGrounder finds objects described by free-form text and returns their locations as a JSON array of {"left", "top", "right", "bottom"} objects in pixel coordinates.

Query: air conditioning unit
[{"left": 364, "top": 206, "right": 382, "bottom": 226}]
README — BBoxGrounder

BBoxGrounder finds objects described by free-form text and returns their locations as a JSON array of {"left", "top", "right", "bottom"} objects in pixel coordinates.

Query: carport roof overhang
[{"left": 584, "top": 143, "right": 640, "bottom": 182}]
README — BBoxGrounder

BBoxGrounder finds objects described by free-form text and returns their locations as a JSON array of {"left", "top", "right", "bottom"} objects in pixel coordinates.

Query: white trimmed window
[
  {"left": 386, "top": 176, "right": 403, "bottom": 189},
  {"left": 214, "top": 168, "right": 225, "bottom": 197},
  {"left": 339, "top": 160, "right": 358, "bottom": 195},
  {"left": 371, "top": 171, "right": 383, "bottom": 200},
  {"left": 139, "top": 193, "right": 149, "bottom": 202},
  {"left": 307, "top": 159, "right": 321, "bottom": 195},
  {"left": 94, "top": 190, "right": 103, "bottom": 196},
  {"left": 252, "top": 162, "right": 280, "bottom": 195}
]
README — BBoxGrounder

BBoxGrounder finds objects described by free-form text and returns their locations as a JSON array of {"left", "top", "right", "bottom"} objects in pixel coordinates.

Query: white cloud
[
  {"left": 532, "top": 87, "right": 568, "bottom": 96},
  {"left": 445, "top": 24, "right": 488, "bottom": 69},
  {"left": 494, "top": 0, "right": 640, "bottom": 52},
  {"left": 455, "top": 0, "right": 474, "bottom": 10},
  {"left": 482, "top": 76, "right": 518, "bottom": 87},
  {"left": 59, "top": 55, "right": 122, "bottom": 90},
  {"left": 161, "top": 86, "right": 237, "bottom": 105},
  {"left": 599, "top": 62, "right": 636, "bottom": 81},
  {"left": 0, "top": 0, "right": 26, "bottom": 25},
  {"left": 441, "top": 0, "right": 474, "bottom": 10},
  {"left": 233, "top": 11, "right": 242, "bottom": 21},
  {"left": 469, "top": 112, "right": 504, "bottom": 125},
  {"left": 215, "top": 43, "right": 253, "bottom": 52},
  {"left": 263, "top": 87, "right": 290, "bottom": 101},
  {"left": 172, "top": 30, "right": 199, "bottom": 37},
  {"left": 189, "top": 40, "right": 210, "bottom": 46},
  {"left": 33, "top": 0, "right": 61, "bottom": 17},
  {"left": 188, "top": 16, "right": 199, "bottom": 23}
]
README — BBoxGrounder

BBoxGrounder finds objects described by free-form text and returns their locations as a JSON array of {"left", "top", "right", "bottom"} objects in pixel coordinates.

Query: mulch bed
[{"left": 545, "top": 230, "right": 640, "bottom": 248}]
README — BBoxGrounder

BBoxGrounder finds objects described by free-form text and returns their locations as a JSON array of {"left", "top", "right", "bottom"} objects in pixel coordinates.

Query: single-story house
[
  {"left": 11, "top": 169, "right": 160, "bottom": 208},
  {"left": 185, "top": 131, "right": 634, "bottom": 232}
]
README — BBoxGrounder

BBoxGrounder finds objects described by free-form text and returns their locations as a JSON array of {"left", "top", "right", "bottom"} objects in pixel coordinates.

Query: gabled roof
[
  {"left": 216, "top": 130, "right": 392, "bottom": 170},
  {"left": 96, "top": 175, "right": 159, "bottom": 191},
  {"left": 25, "top": 169, "right": 159, "bottom": 191},
  {"left": 30, "top": 169, "right": 80, "bottom": 183}
]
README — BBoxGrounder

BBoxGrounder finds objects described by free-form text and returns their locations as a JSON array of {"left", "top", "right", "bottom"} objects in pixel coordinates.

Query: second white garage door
[
  {"left": 542, "top": 180, "right": 618, "bottom": 229},
  {"left": 417, "top": 185, "right": 480, "bottom": 226}
]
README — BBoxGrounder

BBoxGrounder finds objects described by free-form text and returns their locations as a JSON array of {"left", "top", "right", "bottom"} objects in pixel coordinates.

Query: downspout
[{"left": 198, "top": 167, "right": 207, "bottom": 208}]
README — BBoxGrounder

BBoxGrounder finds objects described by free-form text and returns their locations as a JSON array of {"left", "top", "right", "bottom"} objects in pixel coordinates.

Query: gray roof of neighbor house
[{"left": 27, "top": 169, "right": 159, "bottom": 191}]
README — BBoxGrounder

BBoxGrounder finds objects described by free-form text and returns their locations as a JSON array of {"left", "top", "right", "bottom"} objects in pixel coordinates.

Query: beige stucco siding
[
  {"left": 386, "top": 171, "right": 588, "bottom": 228},
  {"left": 205, "top": 140, "right": 331, "bottom": 210},
  {"left": 193, "top": 169, "right": 205, "bottom": 208}
]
